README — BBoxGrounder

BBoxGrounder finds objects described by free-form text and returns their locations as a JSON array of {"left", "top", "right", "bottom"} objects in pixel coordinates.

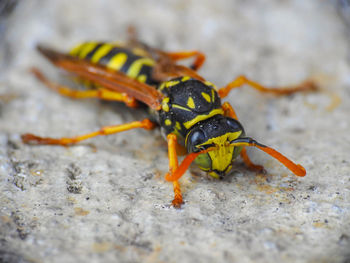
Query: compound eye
[
  {"left": 226, "top": 118, "right": 243, "bottom": 131},
  {"left": 189, "top": 129, "right": 206, "bottom": 152}
]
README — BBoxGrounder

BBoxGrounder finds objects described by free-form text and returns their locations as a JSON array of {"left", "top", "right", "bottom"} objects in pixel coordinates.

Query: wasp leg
[
  {"left": 222, "top": 102, "right": 264, "bottom": 171},
  {"left": 162, "top": 51, "right": 206, "bottom": 71},
  {"left": 240, "top": 147, "right": 265, "bottom": 172},
  {"left": 22, "top": 119, "right": 156, "bottom": 146},
  {"left": 222, "top": 101, "right": 238, "bottom": 120},
  {"left": 31, "top": 68, "right": 138, "bottom": 108},
  {"left": 218, "top": 75, "right": 318, "bottom": 98},
  {"left": 166, "top": 134, "right": 183, "bottom": 208}
]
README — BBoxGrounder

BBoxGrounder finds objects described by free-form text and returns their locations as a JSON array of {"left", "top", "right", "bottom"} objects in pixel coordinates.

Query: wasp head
[{"left": 185, "top": 115, "right": 245, "bottom": 179}]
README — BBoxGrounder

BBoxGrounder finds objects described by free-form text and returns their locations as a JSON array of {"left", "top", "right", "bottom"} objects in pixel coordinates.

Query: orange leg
[
  {"left": 164, "top": 50, "right": 206, "bottom": 71},
  {"left": 21, "top": 119, "right": 156, "bottom": 146},
  {"left": 240, "top": 147, "right": 264, "bottom": 172},
  {"left": 222, "top": 102, "right": 238, "bottom": 120},
  {"left": 218, "top": 75, "right": 318, "bottom": 98},
  {"left": 31, "top": 68, "right": 138, "bottom": 108},
  {"left": 166, "top": 134, "right": 183, "bottom": 208}
]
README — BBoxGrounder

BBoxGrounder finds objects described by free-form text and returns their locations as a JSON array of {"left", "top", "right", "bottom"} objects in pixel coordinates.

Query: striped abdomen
[{"left": 69, "top": 42, "right": 157, "bottom": 85}]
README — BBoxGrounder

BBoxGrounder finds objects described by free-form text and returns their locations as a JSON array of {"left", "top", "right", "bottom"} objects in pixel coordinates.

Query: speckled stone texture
[{"left": 1, "top": 1, "right": 350, "bottom": 262}]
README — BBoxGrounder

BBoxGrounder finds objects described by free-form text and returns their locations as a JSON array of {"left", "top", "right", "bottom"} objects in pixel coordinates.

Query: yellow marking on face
[
  {"left": 198, "top": 131, "right": 242, "bottom": 172},
  {"left": 197, "top": 131, "right": 242, "bottom": 149},
  {"left": 91, "top": 44, "right": 114, "bottom": 63},
  {"left": 78, "top": 42, "right": 98, "bottom": 59},
  {"left": 181, "top": 76, "right": 191, "bottom": 82},
  {"left": 107, "top": 53, "right": 128, "bottom": 70},
  {"left": 165, "top": 119, "right": 172, "bottom": 126},
  {"left": 166, "top": 80, "right": 180, "bottom": 88},
  {"left": 127, "top": 58, "right": 155, "bottom": 78},
  {"left": 187, "top": 97, "right": 195, "bottom": 109},
  {"left": 183, "top": 109, "right": 224, "bottom": 129},
  {"left": 137, "top": 74, "right": 147, "bottom": 83},
  {"left": 209, "top": 171, "right": 220, "bottom": 179},
  {"left": 209, "top": 164, "right": 233, "bottom": 179},
  {"left": 208, "top": 146, "right": 233, "bottom": 172},
  {"left": 172, "top": 104, "right": 192, "bottom": 112},
  {"left": 69, "top": 43, "right": 84, "bottom": 56},
  {"left": 162, "top": 97, "right": 170, "bottom": 112},
  {"left": 201, "top": 92, "right": 211, "bottom": 103}
]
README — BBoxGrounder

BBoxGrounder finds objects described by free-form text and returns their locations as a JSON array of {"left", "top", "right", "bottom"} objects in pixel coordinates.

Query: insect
[{"left": 22, "top": 34, "right": 317, "bottom": 207}]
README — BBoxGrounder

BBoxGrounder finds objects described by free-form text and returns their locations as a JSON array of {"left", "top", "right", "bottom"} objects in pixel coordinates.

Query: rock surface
[{"left": 1, "top": 1, "right": 350, "bottom": 262}]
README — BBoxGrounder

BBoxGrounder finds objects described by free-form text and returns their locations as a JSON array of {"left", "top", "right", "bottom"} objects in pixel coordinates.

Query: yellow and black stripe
[{"left": 70, "top": 42, "right": 157, "bottom": 85}]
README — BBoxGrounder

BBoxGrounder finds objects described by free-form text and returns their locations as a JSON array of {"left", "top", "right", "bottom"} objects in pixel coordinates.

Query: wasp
[{"left": 22, "top": 33, "right": 317, "bottom": 207}]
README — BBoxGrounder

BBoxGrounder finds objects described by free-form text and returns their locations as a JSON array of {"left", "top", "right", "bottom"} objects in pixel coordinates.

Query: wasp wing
[
  {"left": 36, "top": 45, "right": 163, "bottom": 110},
  {"left": 125, "top": 40, "right": 205, "bottom": 82}
]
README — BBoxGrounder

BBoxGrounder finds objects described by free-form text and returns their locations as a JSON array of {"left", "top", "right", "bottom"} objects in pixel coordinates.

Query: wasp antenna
[
  {"left": 165, "top": 147, "right": 216, "bottom": 182},
  {"left": 230, "top": 138, "right": 306, "bottom": 177},
  {"left": 165, "top": 152, "right": 200, "bottom": 182}
]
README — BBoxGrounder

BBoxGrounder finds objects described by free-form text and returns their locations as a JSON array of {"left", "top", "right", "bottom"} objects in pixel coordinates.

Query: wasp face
[{"left": 186, "top": 115, "right": 245, "bottom": 179}]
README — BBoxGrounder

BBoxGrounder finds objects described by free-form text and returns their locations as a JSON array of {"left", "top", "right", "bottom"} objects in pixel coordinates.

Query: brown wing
[
  {"left": 125, "top": 40, "right": 205, "bottom": 82},
  {"left": 37, "top": 45, "right": 163, "bottom": 110}
]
